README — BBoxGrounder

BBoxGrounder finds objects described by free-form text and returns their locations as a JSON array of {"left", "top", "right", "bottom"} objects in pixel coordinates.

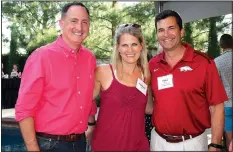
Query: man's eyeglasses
[{"left": 118, "top": 23, "right": 141, "bottom": 29}]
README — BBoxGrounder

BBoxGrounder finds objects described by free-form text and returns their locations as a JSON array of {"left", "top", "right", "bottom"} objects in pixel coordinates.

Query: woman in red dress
[{"left": 90, "top": 23, "right": 153, "bottom": 151}]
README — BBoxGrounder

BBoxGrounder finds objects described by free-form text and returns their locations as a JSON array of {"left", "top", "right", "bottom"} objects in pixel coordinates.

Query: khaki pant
[{"left": 150, "top": 128, "right": 208, "bottom": 151}]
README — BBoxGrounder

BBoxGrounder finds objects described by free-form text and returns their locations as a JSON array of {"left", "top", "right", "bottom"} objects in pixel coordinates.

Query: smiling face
[
  {"left": 117, "top": 33, "right": 142, "bottom": 65},
  {"left": 157, "top": 16, "right": 184, "bottom": 52},
  {"left": 13, "top": 64, "right": 17, "bottom": 70},
  {"left": 59, "top": 5, "right": 89, "bottom": 49}
]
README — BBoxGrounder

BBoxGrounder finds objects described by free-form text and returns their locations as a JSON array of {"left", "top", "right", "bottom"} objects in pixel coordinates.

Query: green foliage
[
  {"left": 186, "top": 15, "right": 230, "bottom": 55},
  {"left": 84, "top": 2, "right": 156, "bottom": 60},
  {"left": 2, "top": 1, "right": 63, "bottom": 54},
  {"left": 27, "top": 28, "right": 59, "bottom": 53},
  {"left": 120, "top": 2, "right": 156, "bottom": 53},
  {"left": 2, "top": 1, "right": 231, "bottom": 63},
  {"left": 2, "top": 34, "right": 9, "bottom": 43},
  {"left": 191, "top": 18, "right": 210, "bottom": 51},
  {"left": 3, "top": 1, "right": 156, "bottom": 60}
]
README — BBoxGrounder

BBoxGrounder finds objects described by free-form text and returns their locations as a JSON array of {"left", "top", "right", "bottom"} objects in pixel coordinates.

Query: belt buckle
[
  {"left": 171, "top": 136, "right": 176, "bottom": 139},
  {"left": 70, "top": 134, "right": 76, "bottom": 141},
  {"left": 168, "top": 135, "right": 178, "bottom": 141},
  {"left": 163, "top": 134, "right": 177, "bottom": 139}
]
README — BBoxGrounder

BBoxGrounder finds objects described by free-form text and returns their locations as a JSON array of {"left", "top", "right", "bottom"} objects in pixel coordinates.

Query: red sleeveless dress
[{"left": 91, "top": 65, "right": 149, "bottom": 151}]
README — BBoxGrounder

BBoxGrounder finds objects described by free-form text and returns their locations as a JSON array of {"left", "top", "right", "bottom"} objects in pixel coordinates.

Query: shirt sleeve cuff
[{"left": 15, "top": 105, "right": 35, "bottom": 122}]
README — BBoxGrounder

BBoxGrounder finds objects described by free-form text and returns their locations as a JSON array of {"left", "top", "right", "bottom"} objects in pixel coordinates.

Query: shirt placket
[{"left": 74, "top": 51, "right": 84, "bottom": 126}]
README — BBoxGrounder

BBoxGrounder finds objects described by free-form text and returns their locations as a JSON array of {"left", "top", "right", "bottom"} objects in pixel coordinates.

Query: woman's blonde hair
[{"left": 111, "top": 23, "right": 151, "bottom": 85}]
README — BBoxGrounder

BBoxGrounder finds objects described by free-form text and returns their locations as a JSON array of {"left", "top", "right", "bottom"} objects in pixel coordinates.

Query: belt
[
  {"left": 36, "top": 132, "right": 85, "bottom": 142},
  {"left": 155, "top": 129, "right": 203, "bottom": 143}
]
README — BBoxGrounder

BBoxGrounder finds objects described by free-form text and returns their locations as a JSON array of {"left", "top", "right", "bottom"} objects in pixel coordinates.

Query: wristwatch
[
  {"left": 88, "top": 121, "right": 96, "bottom": 126},
  {"left": 209, "top": 143, "right": 224, "bottom": 149}
]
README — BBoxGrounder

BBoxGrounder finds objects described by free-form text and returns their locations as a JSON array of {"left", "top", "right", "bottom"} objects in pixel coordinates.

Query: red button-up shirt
[
  {"left": 149, "top": 43, "right": 228, "bottom": 135},
  {"left": 15, "top": 35, "right": 97, "bottom": 135}
]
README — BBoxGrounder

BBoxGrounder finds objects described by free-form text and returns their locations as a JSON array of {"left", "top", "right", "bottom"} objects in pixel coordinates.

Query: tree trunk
[
  {"left": 207, "top": 17, "right": 220, "bottom": 58},
  {"left": 8, "top": 24, "right": 19, "bottom": 73},
  {"left": 111, "top": 1, "right": 118, "bottom": 44},
  {"left": 183, "top": 22, "right": 194, "bottom": 47}
]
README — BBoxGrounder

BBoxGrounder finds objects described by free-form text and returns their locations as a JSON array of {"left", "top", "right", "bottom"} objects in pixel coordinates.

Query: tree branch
[
  {"left": 218, "top": 22, "right": 232, "bottom": 29},
  {"left": 24, "top": 3, "right": 43, "bottom": 25},
  {"left": 192, "top": 30, "right": 209, "bottom": 39},
  {"left": 21, "top": 18, "right": 37, "bottom": 34},
  {"left": 99, "top": 24, "right": 112, "bottom": 30},
  {"left": 91, "top": 16, "right": 112, "bottom": 23},
  {"left": 96, "top": 46, "right": 111, "bottom": 52},
  {"left": 47, "top": 20, "right": 58, "bottom": 29}
]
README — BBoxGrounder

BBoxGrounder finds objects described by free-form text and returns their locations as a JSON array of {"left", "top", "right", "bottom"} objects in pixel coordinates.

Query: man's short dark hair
[
  {"left": 155, "top": 10, "right": 183, "bottom": 30},
  {"left": 220, "top": 34, "right": 233, "bottom": 49},
  {"left": 61, "top": 2, "right": 89, "bottom": 18}
]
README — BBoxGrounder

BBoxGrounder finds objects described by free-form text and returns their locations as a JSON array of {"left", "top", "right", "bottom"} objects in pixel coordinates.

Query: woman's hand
[{"left": 85, "top": 125, "right": 95, "bottom": 145}]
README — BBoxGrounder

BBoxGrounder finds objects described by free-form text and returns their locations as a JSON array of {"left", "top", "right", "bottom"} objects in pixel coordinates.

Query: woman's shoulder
[
  {"left": 97, "top": 63, "right": 110, "bottom": 69},
  {"left": 96, "top": 64, "right": 112, "bottom": 76},
  {"left": 96, "top": 64, "right": 113, "bottom": 84}
]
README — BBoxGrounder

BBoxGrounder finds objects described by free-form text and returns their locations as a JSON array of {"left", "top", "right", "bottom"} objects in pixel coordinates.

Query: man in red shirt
[
  {"left": 149, "top": 10, "right": 228, "bottom": 151},
  {"left": 15, "top": 2, "right": 96, "bottom": 152}
]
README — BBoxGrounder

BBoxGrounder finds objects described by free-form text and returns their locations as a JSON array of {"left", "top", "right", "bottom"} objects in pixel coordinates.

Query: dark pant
[{"left": 37, "top": 134, "right": 86, "bottom": 152}]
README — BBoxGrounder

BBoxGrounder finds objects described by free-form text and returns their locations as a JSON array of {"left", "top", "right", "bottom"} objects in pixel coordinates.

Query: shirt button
[
  {"left": 66, "top": 55, "right": 68, "bottom": 58},
  {"left": 80, "top": 121, "right": 82, "bottom": 124},
  {"left": 72, "top": 50, "right": 75, "bottom": 53},
  {"left": 77, "top": 76, "right": 79, "bottom": 79},
  {"left": 78, "top": 91, "right": 81, "bottom": 94},
  {"left": 90, "top": 75, "right": 92, "bottom": 78},
  {"left": 80, "top": 106, "right": 83, "bottom": 109}
]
